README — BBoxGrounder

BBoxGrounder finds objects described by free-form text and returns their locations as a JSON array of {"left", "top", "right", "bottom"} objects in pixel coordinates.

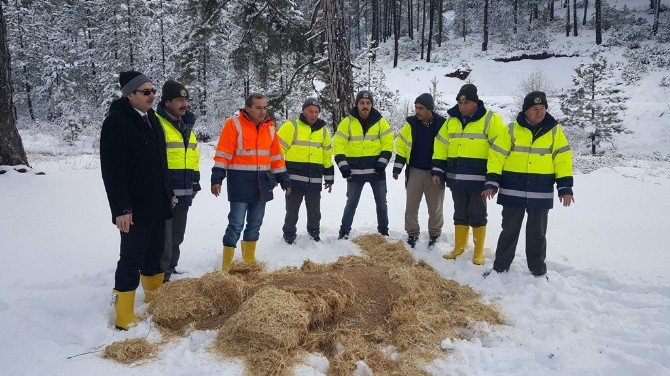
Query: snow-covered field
[{"left": 1, "top": 141, "right": 669, "bottom": 375}]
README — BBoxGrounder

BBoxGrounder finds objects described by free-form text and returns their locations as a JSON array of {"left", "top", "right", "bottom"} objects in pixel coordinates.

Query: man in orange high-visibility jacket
[{"left": 211, "top": 93, "right": 290, "bottom": 270}]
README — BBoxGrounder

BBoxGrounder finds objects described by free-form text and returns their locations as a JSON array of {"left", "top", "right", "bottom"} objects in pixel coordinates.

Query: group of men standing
[{"left": 100, "top": 70, "right": 573, "bottom": 331}]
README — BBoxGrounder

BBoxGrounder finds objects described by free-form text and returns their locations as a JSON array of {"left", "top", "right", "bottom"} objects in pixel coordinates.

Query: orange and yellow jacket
[{"left": 211, "top": 110, "right": 289, "bottom": 203}]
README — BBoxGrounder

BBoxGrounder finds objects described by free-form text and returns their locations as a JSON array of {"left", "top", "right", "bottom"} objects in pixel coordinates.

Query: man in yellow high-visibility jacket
[
  {"left": 483, "top": 91, "right": 574, "bottom": 277},
  {"left": 156, "top": 80, "right": 200, "bottom": 282},
  {"left": 278, "top": 98, "right": 334, "bottom": 243},
  {"left": 334, "top": 90, "right": 394, "bottom": 239},
  {"left": 432, "top": 84, "right": 505, "bottom": 265}
]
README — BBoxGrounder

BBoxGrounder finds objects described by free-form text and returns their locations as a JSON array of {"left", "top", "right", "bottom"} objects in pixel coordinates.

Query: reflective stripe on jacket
[
  {"left": 432, "top": 105, "right": 505, "bottom": 190},
  {"left": 278, "top": 118, "right": 334, "bottom": 191},
  {"left": 486, "top": 112, "right": 573, "bottom": 209},
  {"left": 212, "top": 111, "right": 287, "bottom": 203},
  {"left": 333, "top": 108, "right": 394, "bottom": 181},
  {"left": 157, "top": 113, "right": 200, "bottom": 207}
]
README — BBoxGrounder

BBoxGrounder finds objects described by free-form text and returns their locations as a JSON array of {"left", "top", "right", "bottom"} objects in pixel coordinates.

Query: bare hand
[
  {"left": 432, "top": 176, "right": 441, "bottom": 185},
  {"left": 192, "top": 190, "right": 198, "bottom": 199},
  {"left": 211, "top": 184, "right": 222, "bottom": 197},
  {"left": 285, "top": 187, "right": 292, "bottom": 197},
  {"left": 392, "top": 173, "right": 399, "bottom": 180},
  {"left": 559, "top": 194, "right": 574, "bottom": 207},
  {"left": 346, "top": 175, "right": 353, "bottom": 181},
  {"left": 115, "top": 213, "right": 133, "bottom": 233},
  {"left": 324, "top": 183, "right": 333, "bottom": 193},
  {"left": 482, "top": 188, "right": 497, "bottom": 200},
  {"left": 171, "top": 196, "right": 178, "bottom": 208}
]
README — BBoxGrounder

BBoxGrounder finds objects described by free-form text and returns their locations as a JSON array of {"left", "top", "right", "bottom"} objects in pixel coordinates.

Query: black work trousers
[
  {"left": 451, "top": 188, "right": 487, "bottom": 228},
  {"left": 282, "top": 189, "right": 321, "bottom": 240},
  {"left": 115, "top": 219, "right": 165, "bottom": 291},
  {"left": 493, "top": 206, "right": 549, "bottom": 276},
  {"left": 162, "top": 206, "right": 189, "bottom": 278}
]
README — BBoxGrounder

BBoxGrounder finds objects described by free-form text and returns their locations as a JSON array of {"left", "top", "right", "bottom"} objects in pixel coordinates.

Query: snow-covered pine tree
[{"left": 560, "top": 54, "right": 627, "bottom": 155}]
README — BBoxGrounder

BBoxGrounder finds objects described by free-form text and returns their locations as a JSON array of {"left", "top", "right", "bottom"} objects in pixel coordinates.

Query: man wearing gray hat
[
  {"left": 277, "top": 98, "right": 334, "bottom": 244},
  {"left": 394, "top": 93, "right": 448, "bottom": 248},
  {"left": 100, "top": 71, "right": 173, "bottom": 330}
]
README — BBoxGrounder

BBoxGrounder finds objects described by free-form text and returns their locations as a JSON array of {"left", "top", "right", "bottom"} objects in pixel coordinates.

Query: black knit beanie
[
  {"left": 302, "top": 97, "right": 321, "bottom": 110},
  {"left": 523, "top": 91, "right": 548, "bottom": 112},
  {"left": 119, "top": 71, "right": 150, "bottom": 96},
  {"left": 456, "top": 84, "right": 478, "bottom": 102},
  {"left": 414, "top": 93, "right": 435, "bottom": 111},
  {"left": 161, "top": 80, "right": 189, "bottom": 103},
  {"left": 355, "top": 90, "right": 374, "bottom": 106}
]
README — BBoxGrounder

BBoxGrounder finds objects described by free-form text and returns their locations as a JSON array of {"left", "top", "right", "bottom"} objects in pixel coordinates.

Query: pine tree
[{"left": 560, "top": 54, "right": 627, "bottom": 155}]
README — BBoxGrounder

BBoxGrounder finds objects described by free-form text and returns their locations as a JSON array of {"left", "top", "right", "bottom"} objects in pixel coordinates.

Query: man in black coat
[{"left": 100, "top": 70, "right": 173, "bottom": 330}]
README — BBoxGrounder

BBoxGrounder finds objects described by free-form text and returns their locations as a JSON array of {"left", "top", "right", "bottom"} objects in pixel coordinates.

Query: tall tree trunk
[
  {"left": 427, "top": 0, "right": 434, "bottom": 62},
  {"left": 461, "top": 1, "right": 466, "bottom": 41},
  {"left": 482, "top": 0, "right": 489, "bottom": 51},
  {"left": 595, "top": 0, "right": 602, "bottom": 44},
  {"left": 583, "top": 0, "right": 588, "bottom": 25},
  {"left": 355, "top": 0, "right": 362, "bottom": 48},
  {"left": 514, "top": 0, "right": 518, "bottom": 34},
  {"left": 566, "top": 0, "right": 571, "bottom": 36},
  {"left": 160, "top": 0, "right": 166, "bottom": 77},
  {"left": 14, "top": 1, "right": 35, "bottom": 121},
  {"left": 420, "top": 0, "right": 426, "bottom": 59},
  {"left": 437, "top": 0, "right": 443, "bottom": 46},
  {"left": 324, "top": 0, "right": 353, "bottom": 127},
  {"left": 652, "top": 0, "right": 661, "bottom": 35},
  {"left": 0, "top": 1, "right": 28, "bottom": 166},
  {"left": 573, "top": 0, "right": 578, "bottom": 36},
  {"left": 550, "top": 0, "right": 555, "bottom": 20},
  {"left": 372, "top": 0, "right": 380, "bottom": 48},
  {"left": 126, "top": 0, "right": 134, "bottom": 67},
  {"left": 393, "top": 0, "right": 400, "bottom": 67},
  {"left": 408, "top": 0, "right": 413, "bottom": 39}
]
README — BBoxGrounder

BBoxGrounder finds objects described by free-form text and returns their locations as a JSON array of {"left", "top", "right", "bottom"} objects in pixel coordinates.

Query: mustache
[{"left": 178, "top": 106, "right": 188, "bottom": 111}]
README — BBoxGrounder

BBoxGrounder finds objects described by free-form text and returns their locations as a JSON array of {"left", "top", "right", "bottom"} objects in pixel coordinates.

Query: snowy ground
[
  {"left": 3, "top": 2, "right": 670, "bottom": 371},
  {"left": 1, "top": 142, "right": 669, "bottom": 375}
]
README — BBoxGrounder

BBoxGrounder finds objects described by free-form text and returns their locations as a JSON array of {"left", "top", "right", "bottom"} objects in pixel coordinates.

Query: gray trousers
[
  {"left": 405, "top": 167, "right": 445, "bottom": 237},
  {"left": 451, "top": 188, "right": 487, "bottom": 227},
  {"left": 162, "top": 206, "right": 189, "bottom": 277},
  {"left": 282, "top": 189, "right": 321, "bottom": 240},
  {"left": 493, "top": 206, "right": 549, "bottom": 275}
]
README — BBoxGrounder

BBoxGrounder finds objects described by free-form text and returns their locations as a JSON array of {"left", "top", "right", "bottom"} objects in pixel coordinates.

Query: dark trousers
[
  {"left": 115, "top": 219, "right": 165, "bottom": 292},
  {"left": 452, "top": 188, "right": 487, "bottom": 227},
  {"left": 283, "top": 189, "right": 321, "bottom": 240},
  {"left": 493, "top": 206, "right": 549, "bottom": 275},
  {"left": 162, "top": 206, "right": 189, "bottom": 277}
]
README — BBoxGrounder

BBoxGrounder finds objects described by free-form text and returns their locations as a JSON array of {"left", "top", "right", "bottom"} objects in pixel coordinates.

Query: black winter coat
[{"left": 100, "top": 98, "right": 172, "bottom": 225}]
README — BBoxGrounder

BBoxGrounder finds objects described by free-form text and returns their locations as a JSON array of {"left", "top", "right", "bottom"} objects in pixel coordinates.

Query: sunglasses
[{"left": 134, "top": 88, "right": 157, "bottom": 96}]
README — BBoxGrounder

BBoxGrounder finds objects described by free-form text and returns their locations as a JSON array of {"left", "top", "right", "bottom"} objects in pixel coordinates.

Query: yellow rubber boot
[
  {"left": 241, "top": 241, "right": 256, "bottom": 264},
  {"left": 222, "top": 246, "right": 235, "bottom": 270},
  {"left": 472, "top": 226, "right": 486, "bottom": 265},
  {"left": 443, "top": 225, "right": 470, "bottom": 260},
  {"left": 140, "top": 273, "right": 164, "bottom": 303},
  {"left": 113, "top": 289, "right": 139, "bottom": 330}
]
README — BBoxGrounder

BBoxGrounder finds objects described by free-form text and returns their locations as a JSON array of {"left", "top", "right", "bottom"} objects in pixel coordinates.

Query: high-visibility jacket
[
  {"left": 212, "top": 110, "right": 288, "bottom": 203},
  {"left": 432, "top": 102, "right": 505, "bottom": 190},
  {"left": 486, "top": 112, "right": 573, "bottom": 209},
  {"left": 333, "top": 108, "right": 394, "bottom": 182},
  {"left": 394, "top": 114, "right": 447, "bottom": 176},
  {"left": 278, "top": 116, "right": 334, "bottom": 192},
  {"left": 156, "top": 107, "right": 200, "bottom": 208}
]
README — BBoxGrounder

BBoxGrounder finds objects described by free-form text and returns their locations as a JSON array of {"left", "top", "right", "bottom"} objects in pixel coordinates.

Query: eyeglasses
[{"left": 134, "top": 88, "right": 157, "bottom": 96}]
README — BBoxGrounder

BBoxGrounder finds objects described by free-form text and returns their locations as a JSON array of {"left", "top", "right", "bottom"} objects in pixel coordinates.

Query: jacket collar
[
  {"left": 156, "top": 102, "right": 196, "bottom": 127},
  {"left": 240, "top": 109, "right": 272, "bottom": 127},
  {"left": 298, "top": 114, "right": 326, "bottom": 131},
  {"left": 349, "top": 107, "right": 382, "bottom": 125},
  {"left": 447, "top": 99, "right": 486, "bottom": 124},
  {"left": 516, "top": 111, "right": 558, "bottom": 139}
]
